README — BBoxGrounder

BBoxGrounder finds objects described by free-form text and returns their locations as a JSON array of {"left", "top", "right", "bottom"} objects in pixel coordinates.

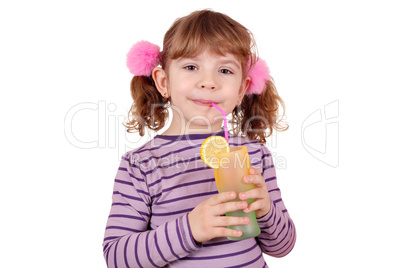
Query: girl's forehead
[
  {"left": 169, "top": 40, "right": 245, "bottom": 58},
  {"left": 181, "top": 50, "right": 237, "bottom": 60},
  {"left": 173, "top": 48, "right": 244, "bottom": 65}
]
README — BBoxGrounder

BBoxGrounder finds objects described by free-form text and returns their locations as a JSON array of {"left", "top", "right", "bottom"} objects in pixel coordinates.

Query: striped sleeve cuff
[
  {"left": 257, "top": 200, "right": 276, "bottom": 226},
  {"left": 156, "top": 213, "right": 202, "bottom": 262},
  {"left": 181, "top": 213, "right": 202, "bottom": 251}
]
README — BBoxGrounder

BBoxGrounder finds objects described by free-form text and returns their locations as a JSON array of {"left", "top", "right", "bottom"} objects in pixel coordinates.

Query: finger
[
  {"left": 214, "top": 227, "right": 242, "bottom": 238},
  {"left": 249, "top": 167, "right": 261, "bottom": 175},
  {"left": 215, "top": 215, "right": 250, "bottom": 227},
  {"left": 243, "top": 199, "right": 262, "bottom": 212},
  {"left": 207, "top": 191, "right": 237, "bottom": 206},
  {"left": 214, "top": 200, "right": 248, "bottom": 216},
  {"left": 239, "top": 188, "right": 265, "bottom": 201},
  {"left": 243, "top": 174, "right": 266, "bottom": 187},
  {"left": 244, "top": 200, "right": 271, "bottom": 216}
]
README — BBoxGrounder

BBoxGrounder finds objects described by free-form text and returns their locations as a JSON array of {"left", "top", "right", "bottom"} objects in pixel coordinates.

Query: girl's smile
[{"left": 191, "top": 99, "right": 215, "bottom": 107}]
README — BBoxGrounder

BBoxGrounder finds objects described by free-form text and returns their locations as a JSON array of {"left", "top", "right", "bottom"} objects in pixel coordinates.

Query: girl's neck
[{"left": 161, "top": 119, "right": 223, "bottom": 136}]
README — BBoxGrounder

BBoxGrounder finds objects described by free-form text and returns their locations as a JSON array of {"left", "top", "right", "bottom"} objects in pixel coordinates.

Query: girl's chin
[{"left": 187, "top": 119, "right": 222, "bottom": 131}]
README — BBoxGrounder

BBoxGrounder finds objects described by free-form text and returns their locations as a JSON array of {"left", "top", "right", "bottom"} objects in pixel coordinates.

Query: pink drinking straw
[{"left": 211, "top": 103, "right": 229, "bottom": 143}]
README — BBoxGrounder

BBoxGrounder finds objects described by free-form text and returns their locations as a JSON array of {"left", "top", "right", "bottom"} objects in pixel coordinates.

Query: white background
[{"left": 1, "top": 0, "right": 401, "bottom": 267}]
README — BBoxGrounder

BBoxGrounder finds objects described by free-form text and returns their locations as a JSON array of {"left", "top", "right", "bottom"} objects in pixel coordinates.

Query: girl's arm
[
  {"left": 102, "top": 153, "right": 201, "bottom": 268},
  {"left": 255, "top": 146, "right": 296, "bottom": 257}
]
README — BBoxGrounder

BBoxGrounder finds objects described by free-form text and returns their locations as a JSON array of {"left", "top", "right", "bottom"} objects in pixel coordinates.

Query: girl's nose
[
  {"left": 199, "top": 72, "right": 217, "bottom": 89},
  {"left": 201, "top": 84, "right": 215, "bottom": 90}
]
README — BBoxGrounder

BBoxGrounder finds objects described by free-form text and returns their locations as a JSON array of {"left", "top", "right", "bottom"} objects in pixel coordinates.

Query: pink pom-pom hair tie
[
  {"left": 246, "top": 57, "right": 271, "bottom": 95},
  {"left": 126, "top": 41, "right": 161, "bottom": 76}
]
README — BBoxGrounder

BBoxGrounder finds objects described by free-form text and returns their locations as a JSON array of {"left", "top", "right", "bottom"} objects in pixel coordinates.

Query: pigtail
[
  {"left": 124, "top": 76, "right": 169, "bottom": 136},
  {"left": 231, "top": 79, "right": 288, "bottom": 144}
]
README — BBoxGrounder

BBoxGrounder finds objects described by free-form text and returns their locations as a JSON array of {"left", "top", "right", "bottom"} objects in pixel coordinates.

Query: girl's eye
[
  {"left": 219, "top": 69, "right": 233, "bottom": 74},
  {"left": 184, "top": 65, "right": 197, "bottom": 71}
]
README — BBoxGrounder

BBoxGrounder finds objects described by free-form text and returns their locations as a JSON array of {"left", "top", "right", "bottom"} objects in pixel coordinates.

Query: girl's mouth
[{"left": 192, "top": 99, "right": 214, "bottom": 106}]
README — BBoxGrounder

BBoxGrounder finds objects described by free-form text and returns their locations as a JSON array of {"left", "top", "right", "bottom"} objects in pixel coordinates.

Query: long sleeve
[
  {"left": 102, "top": 152, "right": 201, "bottom": 268},
  {"left": 256, "top": 146, "right": 296, "bottom": 257}
]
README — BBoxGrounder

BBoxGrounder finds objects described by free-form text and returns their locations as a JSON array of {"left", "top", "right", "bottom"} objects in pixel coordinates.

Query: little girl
[{"left": 103, "top": 10, "right": 296, "bottom": 267}]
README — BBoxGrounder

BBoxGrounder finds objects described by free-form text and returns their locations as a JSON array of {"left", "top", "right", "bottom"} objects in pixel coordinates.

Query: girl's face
[{"left": 154, "top": 50, "right": 250, "bottom": 134}]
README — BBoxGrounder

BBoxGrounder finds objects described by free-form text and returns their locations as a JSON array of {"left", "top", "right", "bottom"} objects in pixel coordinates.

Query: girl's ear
[
  {"left": 238, "top": 76, "right": 251, "bottom": 101},
  {"left": 152, "top": 67, "right": 169, "bottom": 98}
]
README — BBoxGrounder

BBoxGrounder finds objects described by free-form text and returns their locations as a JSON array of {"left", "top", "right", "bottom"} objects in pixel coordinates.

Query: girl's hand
[
  {"left": 188, "top": 192, "right": 250, "bottom": 243},
  {"left": 239, "top": 167, "right": 271, "bottom": 218}
]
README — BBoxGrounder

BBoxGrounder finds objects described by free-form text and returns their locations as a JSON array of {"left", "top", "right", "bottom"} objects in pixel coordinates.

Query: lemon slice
[{"left": 200, "top": 136, "right": 230, "bottom": 168}]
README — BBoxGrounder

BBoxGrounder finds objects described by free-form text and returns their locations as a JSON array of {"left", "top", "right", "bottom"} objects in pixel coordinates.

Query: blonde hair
[{"left": 125, "top": 9, "right": 288, "bottom": 143}]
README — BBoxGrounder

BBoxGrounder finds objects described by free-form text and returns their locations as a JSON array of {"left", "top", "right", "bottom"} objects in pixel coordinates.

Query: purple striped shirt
[{"left": 103, "top": 132, "right": 296, "bottom": 267}]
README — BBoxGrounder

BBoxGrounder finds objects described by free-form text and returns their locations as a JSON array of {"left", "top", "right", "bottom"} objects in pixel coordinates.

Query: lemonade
[{"left": 201, "top": 137, "right": 261, "bottom": 240}]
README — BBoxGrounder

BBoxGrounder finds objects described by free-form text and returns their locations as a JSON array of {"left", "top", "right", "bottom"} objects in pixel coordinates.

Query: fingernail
[{"left": 240, "top": 193, "right": 246, "bottom": 199}]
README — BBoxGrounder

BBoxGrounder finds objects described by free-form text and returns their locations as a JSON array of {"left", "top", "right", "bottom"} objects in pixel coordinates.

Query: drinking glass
[{"left": 214, "top": 146, "right": 261, "bottom": 240}]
